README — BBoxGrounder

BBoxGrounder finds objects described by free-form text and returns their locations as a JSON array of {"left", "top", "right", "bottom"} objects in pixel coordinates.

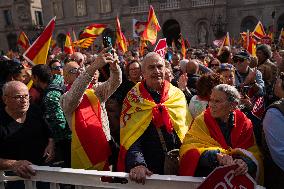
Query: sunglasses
[
  {"left": 51, "top": 65, "right": 63, "bottom": 70},
  {"left": 68, "top": 67, "right": 81, "bottom": 74}
]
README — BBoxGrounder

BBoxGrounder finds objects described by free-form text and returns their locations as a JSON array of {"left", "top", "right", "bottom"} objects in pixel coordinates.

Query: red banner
[{"left": 154, "top": 38, "right": 167, "bottom": 58}]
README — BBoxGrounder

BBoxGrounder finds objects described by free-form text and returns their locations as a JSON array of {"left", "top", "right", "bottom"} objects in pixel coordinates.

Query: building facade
[
  {"left": 3, "top": 0, "right": 284, "bottom": 51},
  {"left": 0, "top": 0, "right": 44, "bottom": 51}
]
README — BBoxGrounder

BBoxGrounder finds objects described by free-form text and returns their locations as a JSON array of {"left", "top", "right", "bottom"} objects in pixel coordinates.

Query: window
[
  {"left": 99, "top": 0, "right": 112, "bottom": 13},
  {"left": 35, "top": 11, "right": 43, "bottom": 26},
  {"left": 4, "top": 10, "right": 13, "bottom": 26},
  {"left": 76, "top": 0, "right": 87, "bottom": 16},
  {"left": 52, "top": 1, "right": 64, "bottom": 19}
]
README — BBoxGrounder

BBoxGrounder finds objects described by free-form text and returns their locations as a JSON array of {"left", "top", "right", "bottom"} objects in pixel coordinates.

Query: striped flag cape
[{"left": 73, "top": 37, "right": 95, "bottom": 48}]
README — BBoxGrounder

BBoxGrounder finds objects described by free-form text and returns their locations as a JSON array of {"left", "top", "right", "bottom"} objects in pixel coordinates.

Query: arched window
[
  {"left": 240, "top": 16, "right": 258, "bottom": 32},
  {"left": 162, "top": 19, "right": 181, "bottom": 46}
]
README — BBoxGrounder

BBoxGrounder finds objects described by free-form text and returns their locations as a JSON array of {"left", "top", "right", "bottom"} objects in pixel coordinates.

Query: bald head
[
  {"left": 186, "top": 59, "right": 199, "bottom": 74},
  {"left": 71, "top": 52, "right": 85, "bottom": 66},
  {"left": 142, "top": 52, "right": 164, "bottom": 71},
  {"left": 2, "top": 81, "right": 28, "bottom": 96},
  {"left": 63, "top": 61, "right": 81, "bottom": 85}
]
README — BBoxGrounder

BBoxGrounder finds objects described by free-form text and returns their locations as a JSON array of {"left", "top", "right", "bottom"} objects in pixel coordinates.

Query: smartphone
[
  {"left": 241, "top": 86, "right": 250, "bottom": 96},
  {"left": 103, "top": 36, "right": 113, "bottom": 54}
]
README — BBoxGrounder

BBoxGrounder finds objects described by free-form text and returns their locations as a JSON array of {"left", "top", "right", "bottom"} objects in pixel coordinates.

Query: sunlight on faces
[
  {"left": 63, "top": 61, "right": 81, "bottom": 85},
  {"left": 209, "top": 89, "right": 233, "bottom": 120},
  {"left": 3, "top": 81, "right": 30, "bottom": 114},
  {"left": 142, "top": 53, "right": 165, "bottom": 90},
  {"left": 220, "top": 70, "right": 235, "bottom": 86},
  {"left": 50, "top": 61, "right": 63, "bottom": 76},
  {"left": 128, "top": 62, "right": 141, "bottom": 81}
]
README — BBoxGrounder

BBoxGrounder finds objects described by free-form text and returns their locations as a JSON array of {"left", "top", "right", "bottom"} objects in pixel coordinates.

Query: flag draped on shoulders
[
  {"left": 142, "top": 5, "right": 161, "bottom": 45},
  {"left": 23, "top": 17, "right": 56, "bottom": 65},
  {"left": 71, "top": 89, "right": 110, "bottom": 170},
  {"left": 80, "top": 24, "right": 107, "bottom": 39},
  {"left": 116, "top": 16, "right": 128, "bottom": 53},
  {"left": 117, "top": 80, "right": 192, "bottom": 172},
  {"left": 64, "top": 32, "right": 74, "bottom": 54},
  {"left": 17, "top": 31, "right": 30, "bottom": 51},
  {"left": 179, "top": 108, "right": 263, "bottom": 183}
]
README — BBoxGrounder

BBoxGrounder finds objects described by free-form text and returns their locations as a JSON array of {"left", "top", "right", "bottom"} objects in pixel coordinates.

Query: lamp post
[{"left": 211, "top": 14, "right": 227, "bottom": 39}]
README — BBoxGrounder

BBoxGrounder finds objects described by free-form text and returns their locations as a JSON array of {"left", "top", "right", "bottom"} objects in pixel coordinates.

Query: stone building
[
  {"left": 0, "top": 0, "right": 44, "bottom": 51},
  {"left": 3, "top": 0, "right": 284, "bottom": 51}
]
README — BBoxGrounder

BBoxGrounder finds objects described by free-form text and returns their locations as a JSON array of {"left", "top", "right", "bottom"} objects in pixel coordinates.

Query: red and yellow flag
[
  {"left": 17, "top": 31, "right": 30, "bottom": 51},
  {"left": 80, "top": 24, "right": 107, "bottom": 39},
  {"left": 217, "top": 32, "right": 230, "bottom": 56},
  {"left": 72, "top": 89, "right": 110, "bottom": 170},
  {"left": 252, "top": 21, "right": 266, "bottom": 40},
  {"left": 23, "top": 17, "right": 56, "bottom": 65},
  {"left": 73, "top": 37, "right": 95, "bottom": 49},
  {"left": 64, "top": 32, "right": 74, "bottom": 54},
  {"left": 142, "top": 5, "right": 161, "bottom": 45},
  {"left": 247, "top": 34, "right": 257, "bottom": 57},
  {"left": 180, "top": 36, "right": 186, "bottom": 59},
  {"left": 139, "top": 40, "right": 147, "bottom": 57},
  {"left": 117, "top": 81, "right": 192, "bottom": 172},
  {"left": 115, "top": 16, "right": 128, "bottom": 53}
]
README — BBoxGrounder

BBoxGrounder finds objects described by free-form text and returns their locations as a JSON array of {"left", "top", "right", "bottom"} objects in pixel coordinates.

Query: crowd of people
[{"left": 0, "top": 38, "right": 284, "bottom": 189}]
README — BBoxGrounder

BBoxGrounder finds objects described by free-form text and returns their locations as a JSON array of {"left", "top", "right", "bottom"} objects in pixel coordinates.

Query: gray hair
[
  {"left": 141, "top": 52, "right": 164, "bottom": 71},
  {"left": 2, "top": 81, "right": 27, "bottom": 96},
  {"left": 179, "top": 59, "right": 189, "bottom": 73},
  {"left": 213, "top": 84, "right": 241, "bottom": 104}
]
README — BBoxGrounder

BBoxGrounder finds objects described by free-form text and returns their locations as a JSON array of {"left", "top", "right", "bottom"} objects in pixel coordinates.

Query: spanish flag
[
  {"left": 252, "top": 21, "right": 266, "bottom": 40},
  {"left": 64, "top": 32, "right": 74, "bottom": 54},
  {"left": 17, "top": 31, "right": 30, "bottom": 51},
  {"left": 73, "top": 37, "right": 95, "bottom": 49},
  {"left": 142, "top": 5, "right": 161, "bottom": 45},
  {"left": 179, "top": 108, "right": 263, "bottom": 184},
  {"left": 117, "top": 81, "right": 192, "bottom": 171},
  {"left": 247, "top": 33, "right": 257, "bottom": 57},
  {"left": 217, "top": 32, "right": 230, "bottom": 56},
  {"left": 72, "top": 89, "right": 111, "bottom": 170},
  {"left": 23, "top": 17, "right": 56, "bottom": 65},
  {"left": 180, "top": 35, "right": 186, "bottom": 59},
  {"left": 115, "top": 16, "right": 128, "bottom": 53},
  {"left": 80, "top": 24, "right": 107, "bottom": 39}
]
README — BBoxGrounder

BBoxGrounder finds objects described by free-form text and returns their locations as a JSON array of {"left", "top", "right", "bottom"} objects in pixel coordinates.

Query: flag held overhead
[
  {"left": 23, "top": 17, "right": 56, "bottom": 65},
  {"left": 142, "top": 5, "right": 161, "bottom": 45}
]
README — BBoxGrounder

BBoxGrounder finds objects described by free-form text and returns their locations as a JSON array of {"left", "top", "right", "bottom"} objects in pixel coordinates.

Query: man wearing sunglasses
[{"left": 60, "top": 47, "right": 122, "bottom": 171}]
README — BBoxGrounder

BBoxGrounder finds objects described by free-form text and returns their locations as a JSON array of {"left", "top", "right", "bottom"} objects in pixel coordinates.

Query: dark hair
[
  {"left": 0, "top": 59, "right": 24, "bottom": 82},
  {"left": 32, "top": 64, "right": 51, "bottom": 84},
  {"left": 125, "top": 60, "right": 141, "bottom": 79},
  {"left": 256, "top": 44, "right": 272, "bottom": 59},
  {"left": 48, "top": 59, "right": 61, "bottom": 68},
  {"left": 196, "top": 73, "right": 225, "bottom": 99}
]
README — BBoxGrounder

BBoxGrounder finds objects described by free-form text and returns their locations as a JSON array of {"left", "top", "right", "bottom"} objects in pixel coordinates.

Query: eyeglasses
[
  {"left": 51, "top": 65, "right": 63, "bottom": 70},
  {"left": 6, "top": 94, "right": 30, "bottom": 101},
  {"left": 68, "top": 67, "right": 81, "bottom": 74}
]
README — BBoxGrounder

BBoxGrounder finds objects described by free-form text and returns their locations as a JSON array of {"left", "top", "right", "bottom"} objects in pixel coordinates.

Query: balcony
[
  {"left": 160, "top": 0, "right": 181, "bottom": 10},
  {"left": 192, "top": 0, "right": 215, "bottom": 7}
]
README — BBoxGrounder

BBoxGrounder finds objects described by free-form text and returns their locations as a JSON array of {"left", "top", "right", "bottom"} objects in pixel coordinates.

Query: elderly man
[
  {"left": 0, "top": 81, "right": 54, "bottom": 183},
  {"left": 60, "top": 48, "right": 122, "bottom": 170},
  {"left": 117, "top": 52, "right": 192, "bottom": 184}
]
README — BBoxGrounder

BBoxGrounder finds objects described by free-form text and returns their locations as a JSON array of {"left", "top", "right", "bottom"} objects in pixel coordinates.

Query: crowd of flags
[{"left": 15, "top": 5, "right": 284, "bottom": 66}]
